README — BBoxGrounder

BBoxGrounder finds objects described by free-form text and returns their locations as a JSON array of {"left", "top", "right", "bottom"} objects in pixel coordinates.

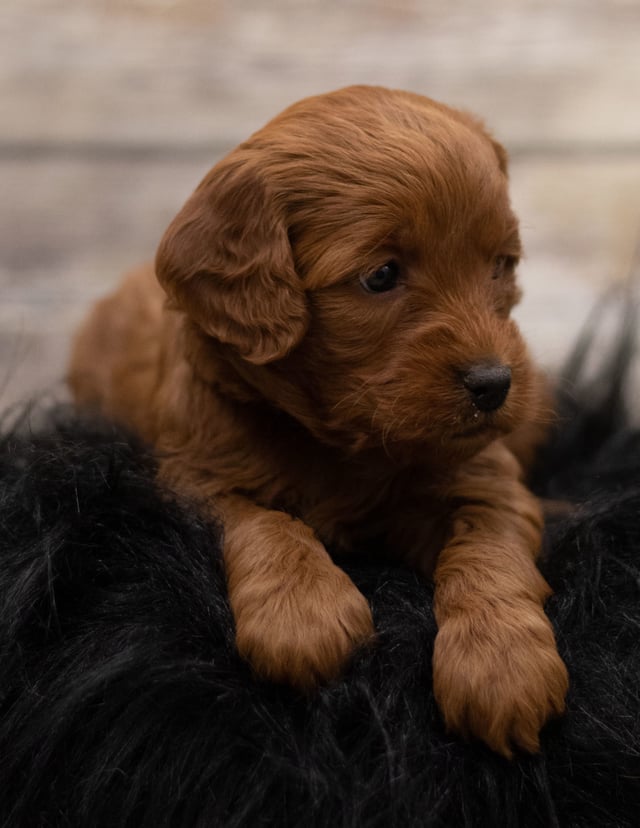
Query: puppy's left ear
[{"left": 155, "top": 155, "right": 308, "bottom": 365}]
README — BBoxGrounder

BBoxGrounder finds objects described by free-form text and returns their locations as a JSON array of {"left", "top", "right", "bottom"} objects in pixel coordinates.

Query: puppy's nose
[{"left": 462, "top": 363, "right": 511, "bottom": 412}]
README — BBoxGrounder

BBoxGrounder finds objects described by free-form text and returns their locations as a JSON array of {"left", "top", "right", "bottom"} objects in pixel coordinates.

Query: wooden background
[{"left": 2, "top": 0, "right": 640, "bottom": 408}]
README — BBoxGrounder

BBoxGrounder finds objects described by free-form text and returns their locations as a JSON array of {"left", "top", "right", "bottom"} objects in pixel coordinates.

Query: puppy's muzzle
[{"left": 462, "top": 363, "right": 512, "bottom": 412}]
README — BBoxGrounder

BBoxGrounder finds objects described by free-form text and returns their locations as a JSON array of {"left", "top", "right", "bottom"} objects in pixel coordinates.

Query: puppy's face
[{"left": 157, "top": 86, "right": 538, "bottom": 460}]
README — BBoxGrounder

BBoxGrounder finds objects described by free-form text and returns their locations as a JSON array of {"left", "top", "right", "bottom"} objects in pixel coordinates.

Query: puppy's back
[{"left": 68, "top": 264, "right": 166, "bottom": 438}]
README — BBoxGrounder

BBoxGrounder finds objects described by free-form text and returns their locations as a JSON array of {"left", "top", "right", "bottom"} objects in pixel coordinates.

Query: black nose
[{"left": 462, "top": 363, "right": 512, "bottom": 412}]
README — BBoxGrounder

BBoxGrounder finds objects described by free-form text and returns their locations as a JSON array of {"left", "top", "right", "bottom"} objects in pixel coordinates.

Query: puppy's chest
[{"left": 272, "top": 464, "right": 449, "bottom": 566}]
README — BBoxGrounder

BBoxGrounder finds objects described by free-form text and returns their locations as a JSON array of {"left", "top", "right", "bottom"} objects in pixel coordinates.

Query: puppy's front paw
[
  {"left": 433, "top": 606, "right": 568, "bottom": 757},
  {"left": 231, "top": 533, "right": 374, "bottom": 691}
]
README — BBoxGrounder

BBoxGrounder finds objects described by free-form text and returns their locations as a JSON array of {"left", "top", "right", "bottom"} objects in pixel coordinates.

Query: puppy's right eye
[{"left": 359, "top": 261, "right": 399, "bottom": 293}]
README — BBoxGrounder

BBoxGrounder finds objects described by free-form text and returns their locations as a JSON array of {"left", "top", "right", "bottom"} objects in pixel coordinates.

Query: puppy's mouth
[{"left": 451, "top": 413, "right": 508, "bottom": 442}]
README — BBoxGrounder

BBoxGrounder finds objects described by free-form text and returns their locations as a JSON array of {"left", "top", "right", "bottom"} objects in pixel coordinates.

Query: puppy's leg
[
  {"left": 432, "top": 441, "right": 568, "bottom": 757},
  {"left": 191, "top": 489, "right": 374, "bottom": 690}
]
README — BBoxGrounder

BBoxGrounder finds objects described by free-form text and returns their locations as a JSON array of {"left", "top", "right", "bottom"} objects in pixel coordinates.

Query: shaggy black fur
[{"left": 1, "top": 327, "right": 639, "bottom": 826}]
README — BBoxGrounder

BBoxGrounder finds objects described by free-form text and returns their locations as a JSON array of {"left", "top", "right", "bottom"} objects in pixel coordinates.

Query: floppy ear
[{"left": 155, "top": 154, "right": 309, "bottom": 365}]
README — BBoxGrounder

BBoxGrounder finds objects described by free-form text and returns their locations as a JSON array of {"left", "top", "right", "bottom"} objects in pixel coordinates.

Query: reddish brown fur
[{"left": 69, "top": 86, "right": 568, "bottom": 757}]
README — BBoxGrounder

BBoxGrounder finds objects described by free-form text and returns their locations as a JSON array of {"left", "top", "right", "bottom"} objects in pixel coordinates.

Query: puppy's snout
[{"left": 462, "top": 363, "right": 511, "bottom": 412}]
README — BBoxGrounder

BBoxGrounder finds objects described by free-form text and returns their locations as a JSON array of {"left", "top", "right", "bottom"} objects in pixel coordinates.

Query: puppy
[{"left": 69, "top": 85, "right": 568, "bottom": 757}]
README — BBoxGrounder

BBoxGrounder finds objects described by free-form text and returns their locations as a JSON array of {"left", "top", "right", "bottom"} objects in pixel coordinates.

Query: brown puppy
[{"left": 69, "top": 85, "right": 568, "bottom": 757}]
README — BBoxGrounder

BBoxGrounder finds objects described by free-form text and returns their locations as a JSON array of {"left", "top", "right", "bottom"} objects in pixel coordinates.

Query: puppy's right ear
[
  {"left": 491, "top": 138, "right": 509, "bottom": 176},
  {"left": 155, "top": 155, "right": 308, "bottom": 365}
]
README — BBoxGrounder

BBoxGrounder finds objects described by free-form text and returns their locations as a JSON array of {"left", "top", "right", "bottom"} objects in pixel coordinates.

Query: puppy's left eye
[
  {"left": 492, "top": 255, "right": 518, "bottom": 279},
  {"left": 360, "top": 261, "right": 399, "bottom": 293}
]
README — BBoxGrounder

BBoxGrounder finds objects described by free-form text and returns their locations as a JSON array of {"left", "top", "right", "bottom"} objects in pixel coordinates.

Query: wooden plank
[{"left": 2, "top": 0, "right": 639, "bottom": 148}]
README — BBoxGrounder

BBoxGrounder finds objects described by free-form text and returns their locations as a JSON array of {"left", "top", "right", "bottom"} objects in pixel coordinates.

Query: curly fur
[{"left": 66, "top": 85, "right": 571, "bottom": 756}]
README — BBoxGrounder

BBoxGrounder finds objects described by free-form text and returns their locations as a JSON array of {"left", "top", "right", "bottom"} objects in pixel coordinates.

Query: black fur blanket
[{"left": 1, "top": 332, "right": 639, "bottom": 826}]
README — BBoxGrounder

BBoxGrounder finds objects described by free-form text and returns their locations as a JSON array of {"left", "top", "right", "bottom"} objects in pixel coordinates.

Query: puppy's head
[{"left": 157, "top": 86, "right": 539, "bottom": 460}]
